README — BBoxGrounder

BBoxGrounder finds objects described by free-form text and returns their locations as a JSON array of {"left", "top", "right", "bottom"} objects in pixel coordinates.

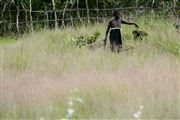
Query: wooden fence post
[
  {"left": 29, "top": 0, "right": 34, "bottom": 32},
  {"left": 76, "top": 0, "right": 82, "bottom": 23},
  {"left": 96, "top": 0, "right": 99, "bottom": 22},
  {"left": 8, "top": 8, "right": 12, "bottom": 32},
  {"left": 151, "top": 0, "right": 155, "bottom": 8},
  {"left": 1, "top": 2, "right": 8, "bottom": 33},
  {"left": 85, "top": 0, "right": 90, "bottom": 23},
  {"left": 135, "top": 0, "right": 139, "bottom": 16},
  {"left": 151, "top": 0, "right": 155, "bottom": 19},
  {"left": 21, "top": 3, "right": 28, "bottom": 31},
  {"left": 16, "top": 3, "right": 20, "bottom": 35},
  {"left": 25, "top": 10, "right": 28, "bottom": 31},
  {"left": 62, "top": 0, "right": 68, "bottom": 28},
  {"left": 172, "top": 0, "right": 178, "bottom": 26},
  {"left": 70, "top": 1, "right": 74, "bottom": 27},
  {"left": 172, "top": 0, "right": 177, "bottom": 18},
  {"left": 103, "top": 0, "right": 107, "bottom": 22},
  {"left": 44, "top": 4, "right": 49, "bottom": 28},
  {"left": 52, "top": 0, "right": 58, "bottom": 28}
]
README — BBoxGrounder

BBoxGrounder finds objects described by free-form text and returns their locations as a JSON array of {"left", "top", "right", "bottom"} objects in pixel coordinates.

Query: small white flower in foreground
[
  {"left": 67, "top": 108, "right": 74, "bottom": 116},
  {"left": 68, "top": 101, "right": 74, "bottom": 106},
  {"left": 137, "top": 110, "right": 142, "bottom": 115},
  {"left": 133, "top": 113, "right": 140, "bottom": 118},
  {"left": 49, "top": 105, "right": 53, "bottom": 110},
  {"left": 76, "top": 97, "right": 83, "bottom": 103},
  {"left": 40, "top": 117, "right": 44, "bottom": 120},
  {"left": 139, "top": 105, "right": 144, "bottom": 109},
  {"left": 74, "top": 88, "right": 78, "bottom": 92},
  {"left": 60, "top": 119, "right": 69, "bottom": 120},
  {"left": 70, "top": 88, "right": 79, "bottom": 93}
]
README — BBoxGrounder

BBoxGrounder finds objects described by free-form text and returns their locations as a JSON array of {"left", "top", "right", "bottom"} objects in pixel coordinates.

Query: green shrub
[{"left": 71, "top": 31, "right": 100, "bottom": 48}]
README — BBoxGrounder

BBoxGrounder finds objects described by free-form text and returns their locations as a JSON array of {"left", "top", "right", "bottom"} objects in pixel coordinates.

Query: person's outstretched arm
[
  {"left": 121, "top": 19, "right": 139, "bottom": 28},
  {"left": 104, "top": 21, "right": 111, "bottom": 49}
]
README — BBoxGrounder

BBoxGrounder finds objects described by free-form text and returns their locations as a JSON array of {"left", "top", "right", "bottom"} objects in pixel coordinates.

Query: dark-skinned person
[{"left": 104, "top": 9, "right": 139, "bottom": 52}]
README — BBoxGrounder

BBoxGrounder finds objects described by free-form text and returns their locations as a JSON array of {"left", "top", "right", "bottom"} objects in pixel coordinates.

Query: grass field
[
  {"left": 0, "top": 37, "right": 17, "bottom": 45},
  {"left": 0, "top": 18, "right": 180, "bottom": 119}
]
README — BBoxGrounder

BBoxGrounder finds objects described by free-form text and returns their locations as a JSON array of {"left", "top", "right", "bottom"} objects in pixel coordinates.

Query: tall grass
[{"left": 0, "top": 18, "right": 180, "bottom": 119}]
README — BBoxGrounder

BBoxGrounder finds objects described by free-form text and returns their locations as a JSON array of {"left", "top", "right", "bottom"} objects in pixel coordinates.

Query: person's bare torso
[{"left": 110, "top": 18, "right": 121, "bottom": 28}]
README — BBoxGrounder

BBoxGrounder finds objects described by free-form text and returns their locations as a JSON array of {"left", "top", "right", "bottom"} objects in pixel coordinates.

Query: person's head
[{"left": 113, "top": 9, "right": 120, "bottom": 19}]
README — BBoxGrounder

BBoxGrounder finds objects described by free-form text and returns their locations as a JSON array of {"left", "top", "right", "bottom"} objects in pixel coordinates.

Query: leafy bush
[{"left": 71, "top": 31, "right": 100, "bottom": 48}]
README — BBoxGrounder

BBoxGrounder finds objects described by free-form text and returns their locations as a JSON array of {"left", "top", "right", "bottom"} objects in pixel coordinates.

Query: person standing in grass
[{"left": 104, "top": 9, "right": 139, "bottom": 52}]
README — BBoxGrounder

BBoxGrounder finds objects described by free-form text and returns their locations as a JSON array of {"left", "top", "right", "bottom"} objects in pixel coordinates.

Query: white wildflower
[
  {"left": 76, "top": 97, "right": 83, "bottom": 103},
  {"left": 40, "top": 117, "right": 44, "bottom": 120},
  {"left": 139, "top": 105, "right": 144, "bottom": 109},
  {"left": 74, "top": 88, "right": 78, "bottom": 92},
  {"left": 68, "top": 101, "right": 74, "bottom": 106},
  {"left": 60, "top": 118, "right": 69, "bottom": 120},
  {"left": 137, "top": 110, "right": 142, "bottom": 115},
  {"left": 70, "top": 87, "right": 79, "bottom": 93},
  {"left": 133, "top": 113, "right": 140, "bottom": 118},
  {"left": 49, "top": 105, "right": 53, "bottom": 110},
  {"left": 67, "top": 108, "right": 74, "bottom": 117}
]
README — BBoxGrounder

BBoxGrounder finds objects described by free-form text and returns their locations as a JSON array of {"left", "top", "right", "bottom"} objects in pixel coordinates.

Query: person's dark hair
[{"left": 113, "top": 8, "right": 119, "bottom": 16}]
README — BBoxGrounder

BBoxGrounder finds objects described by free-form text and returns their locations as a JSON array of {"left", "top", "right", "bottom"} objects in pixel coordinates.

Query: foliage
[
  {"left": 1, "top": 18, "right": 180, "bottom": 119},
  {"left": 0, "top": 0, "right": 179, "bottom": 35},
  {"left": 71, "top": 31, "right": 100, "bottom": 48}
]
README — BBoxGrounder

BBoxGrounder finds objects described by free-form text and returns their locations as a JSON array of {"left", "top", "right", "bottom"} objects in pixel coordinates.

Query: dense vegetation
[
  {"left": 0, "top": 0, "right": 179, "bottom": 35},
  {"left": 0, "top": 1, "right": 180, "bottom": 119},
  {"left": 1, "top": 0, "right": 179, "bottom": 10},
  {"left": 1, "top": 17, "right": 180, "bottom": 119}
]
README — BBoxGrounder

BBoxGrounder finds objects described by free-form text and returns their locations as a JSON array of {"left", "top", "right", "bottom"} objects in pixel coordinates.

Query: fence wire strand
[{"left": 1, "top": 7, "right": 179, "bottom": 34}]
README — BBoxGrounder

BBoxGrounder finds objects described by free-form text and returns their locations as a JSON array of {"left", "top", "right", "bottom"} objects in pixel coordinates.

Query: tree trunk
[
  {"left": 135, "top": 0, "right": 139, "bottom": 16},
  {"left": 172, "top": 0, "right": 178, "bottom": 25},
  {"left": 85, "top": 0, "right": 90, "bottom": 23},
  {"left": 1, "top": 2, "right": 8, "bottom": 33},
  {"left": 52, "top": 0, "right": 58, "bottom": 28},
  {"left": 103, "top": 0, "right": 107, "bottom": 22},
  {"left": 151, "top": 0, "right": 155, "bottom": 8},
  {"left": 151, "top": 0, "right": 155, "bottom": 18},
  {"left": 173, "top": 0, "right": 177, "bottom": 17},
  {"left": 62, "top": 1, "right": 68, "bottom": 27},
  {"left": 21, "top": 2, "right": 28, "bottom": 31},
  {"left": 29, "top": 0, "right": 33, "bottom": 32},
  {"left": 16, "top": 3, "right": 20, "bottom": 35},
  {"left": 25, "top": 10, "right": 28, "bottom": 31},
  {"left": 8, "top": 7, "right": 12, "bottom": 32},
  {"left": 44, "top": 4, "right": 49, "bottom": 28},
  {"left": 96, "top": 0, "right": 99, "bottom": 22},
  {"left": 76, "top": 0, "right": 82, "bottom": 23},
  {"left": 70, "top": 2, "right": 74, "bottom": 27},
  {"left": 146, "top": 0, "right": 150, "bottom": 8}
]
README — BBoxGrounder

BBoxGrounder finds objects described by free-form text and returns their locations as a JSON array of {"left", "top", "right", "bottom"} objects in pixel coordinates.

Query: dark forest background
[{"left": 0, "top": 0, "right": 179, "bottom": 35}]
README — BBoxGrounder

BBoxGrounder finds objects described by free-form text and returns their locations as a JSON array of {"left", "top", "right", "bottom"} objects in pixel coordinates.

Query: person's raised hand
[
  {"left": 103, "top": 39, "right": 107, "bottom": 49},
  {"left": 134, "top": 23, "right": 139, "bottom": 28}
]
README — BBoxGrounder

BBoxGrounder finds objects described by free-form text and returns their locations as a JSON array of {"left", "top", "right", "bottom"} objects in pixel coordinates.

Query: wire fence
[
  {"left": 4, "top": 6, "right": 180, "bottom": 12},
  {"left": 1, "top": 7, "right": 179, "bottom": 34}
]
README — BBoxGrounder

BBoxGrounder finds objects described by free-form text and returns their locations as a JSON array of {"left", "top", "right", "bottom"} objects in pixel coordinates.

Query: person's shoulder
[
  {"left": 108, "top": 18, "right": 114, "bottom": 23},
  {"left": 110, "top": 17, "right": 115, "bottom": 21}
]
